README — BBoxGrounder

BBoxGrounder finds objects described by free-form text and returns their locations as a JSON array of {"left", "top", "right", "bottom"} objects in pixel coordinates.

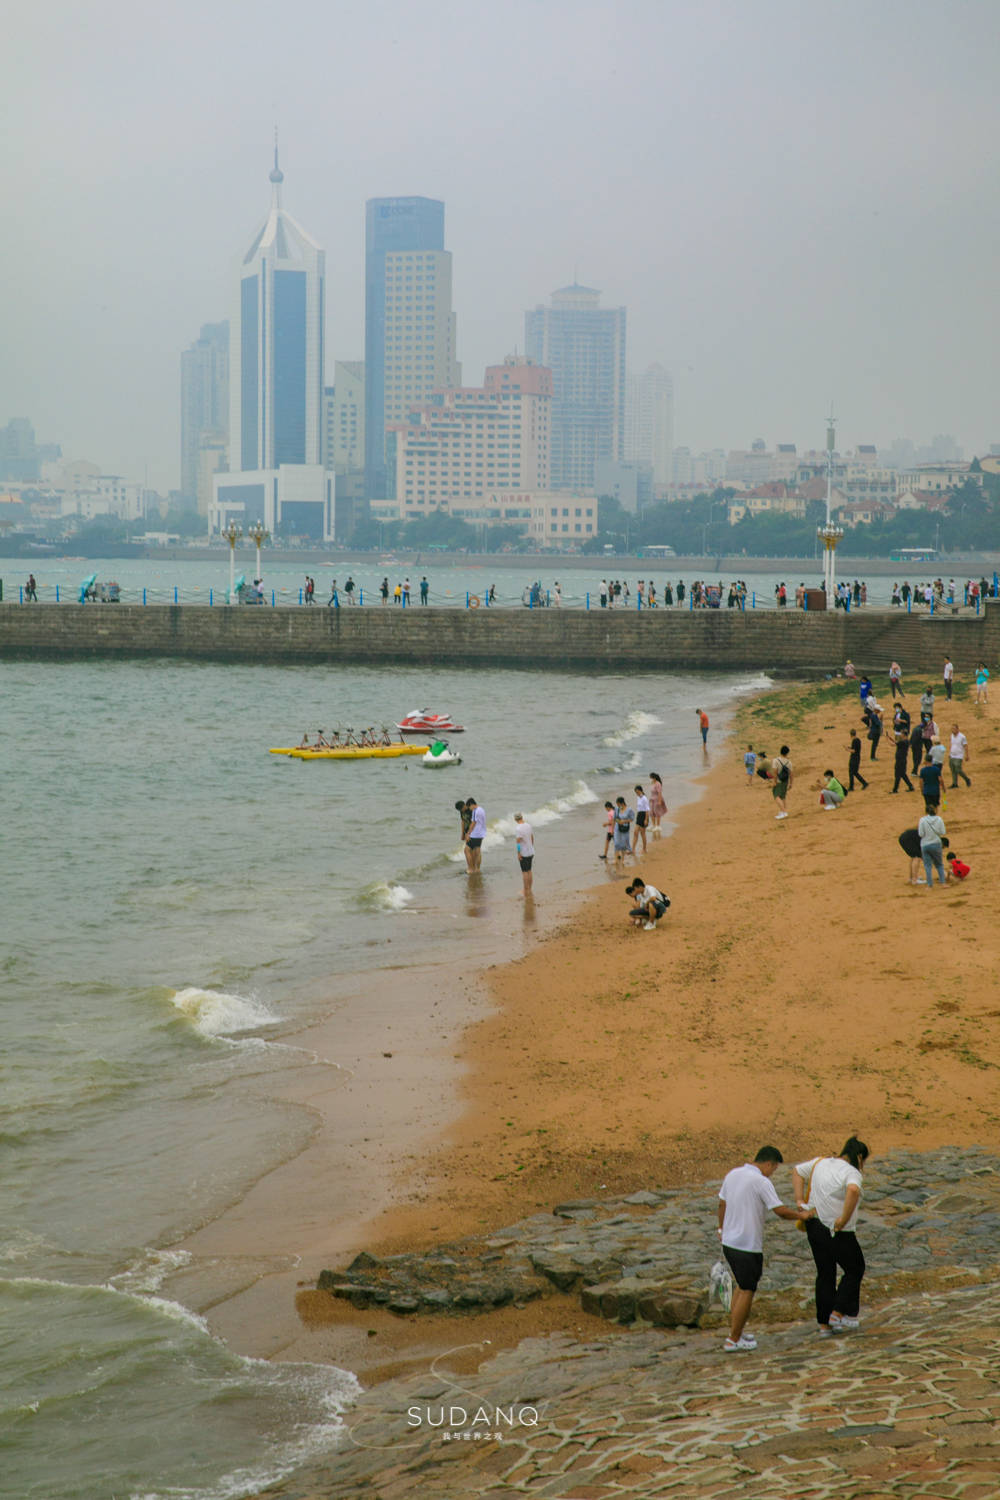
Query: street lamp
[
  {"left": 818, "top": 408, "right": 844, "bottom": 606},
  {"left": 221, "top": 519, "right": 243, "bottom": 600},
  {"left": 247, "top": 520, "right": 269, "bottom": 583}
]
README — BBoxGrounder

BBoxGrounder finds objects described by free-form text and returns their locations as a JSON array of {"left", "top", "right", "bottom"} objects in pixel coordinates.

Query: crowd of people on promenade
[{"left": 718, "top": 1137, "right": 870, "bottom": 1352}]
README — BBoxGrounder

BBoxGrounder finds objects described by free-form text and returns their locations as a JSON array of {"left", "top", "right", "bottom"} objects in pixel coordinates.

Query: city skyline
[{"left": 3, "top": 0, "right": 999, "bottom": 491}]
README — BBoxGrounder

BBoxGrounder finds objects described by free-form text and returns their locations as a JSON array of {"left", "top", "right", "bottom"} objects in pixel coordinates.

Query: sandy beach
[
  {"left": 248, "top": 670, "right": 1000, "bottom": 1393},
  {"left": 352, "top": 673, "right": 1000, "bottom": 1254}
]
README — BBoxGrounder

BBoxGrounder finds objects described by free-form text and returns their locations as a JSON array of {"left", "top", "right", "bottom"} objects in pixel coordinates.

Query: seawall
[{"left": 2, "top": 602, "right": 998, "bottom": 674}]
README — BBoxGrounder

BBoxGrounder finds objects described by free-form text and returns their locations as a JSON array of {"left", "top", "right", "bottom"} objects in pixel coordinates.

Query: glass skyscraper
[
  {"left": 364, "top": 197, "right": 460, "bottom": 500},
  {"left": 231, "top": 151, "right": 325, "bottom": 475},
  {"left": 525, "top": 285, "right": 626, "bottom": 492}
]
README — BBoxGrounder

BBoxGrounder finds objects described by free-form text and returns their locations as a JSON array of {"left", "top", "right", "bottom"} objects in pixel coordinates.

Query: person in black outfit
[
  {"left": 891, "top": 722, "right": 914, "bottom": 793},
  {"left": 865, "top": 703, "right": 883, "bottom": 761},
  {"left": 847, "top": 729, "right": 868, "bottom": 791},
  {"left": 909, "top": 720, "right": 926, "bottom": 775}
]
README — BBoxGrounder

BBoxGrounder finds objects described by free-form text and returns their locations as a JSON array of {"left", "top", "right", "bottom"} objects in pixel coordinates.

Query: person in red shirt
[
  {"left": 697, "top": 708, "right": 710, "bottom": 748},
  {"left": 946, "top": 853, "right": 970, "bottom": 880}
]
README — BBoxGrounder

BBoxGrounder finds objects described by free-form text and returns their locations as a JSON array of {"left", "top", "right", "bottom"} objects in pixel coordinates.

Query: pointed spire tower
[{"left": 230, "top": 144, "right": 325, "bottom": 474}]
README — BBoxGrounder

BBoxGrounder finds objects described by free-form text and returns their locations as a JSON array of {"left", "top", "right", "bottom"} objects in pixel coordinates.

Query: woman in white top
[{"left": 792, "top": 1136, "right": 870, "bottom": 1337}]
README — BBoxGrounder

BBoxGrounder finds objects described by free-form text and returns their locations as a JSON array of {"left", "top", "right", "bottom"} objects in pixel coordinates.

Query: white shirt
[
  {"left": 636, "top": 794, "right": 650, "bottom": 816},
  {"left": 514, "top": 821, "right": 533, "bottom": 858},
  {"left": 950, "top": 731, "right": 967, "bottom": 760},
  {"left": 944, "top": 661, "right": 954, "bottom": 681},
  {"left": 638, "top": 884, "right": 664, "bottom": 905},
  {"left": 469, "top": 806, "right": 486, "bottom": 839},
  {"left": 718, "top": 1163, "right": 783, "bottom": 1252},
  {"left": 795, "top": 1156, "right": 863, "bottom": 1232}
]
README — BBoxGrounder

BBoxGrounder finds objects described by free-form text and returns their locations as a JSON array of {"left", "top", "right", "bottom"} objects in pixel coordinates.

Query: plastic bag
[{"left": 709, "top": 1259, "right": 733, "bottom": 1312}]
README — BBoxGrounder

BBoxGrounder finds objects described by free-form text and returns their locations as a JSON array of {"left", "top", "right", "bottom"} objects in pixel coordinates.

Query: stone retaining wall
[{"left": 2, "top": 602, "right": 999, "bottom": 674}]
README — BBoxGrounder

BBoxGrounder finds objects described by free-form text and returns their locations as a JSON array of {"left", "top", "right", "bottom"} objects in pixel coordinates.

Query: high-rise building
[
  {"left": 230, "top": 150, "right": 324, "bottom": 472},
  {"left": 524, "top": 285, "right": 626, "bottom": 492},
  {"left": 180, "top": 322, "right": 229, "bottom": 504},
  {"left": 624, "top": 363, "right": 673, "bottom": 489},
  {"left": 212, "top": 150, "right": 331, "bottom": 539},
  {"left": 364, "top": 197, "right": 460, "bottom": 499},
  {"left": 389, "top": 355, "right": 551, "bottom": 517},
  {"left": 323, "top": 361, "right": 365, "bottom": 474}
]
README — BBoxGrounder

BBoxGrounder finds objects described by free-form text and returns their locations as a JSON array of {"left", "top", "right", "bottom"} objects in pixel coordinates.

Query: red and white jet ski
[{"left": 395, "top": 709, "right": 465, "bottom": 734}]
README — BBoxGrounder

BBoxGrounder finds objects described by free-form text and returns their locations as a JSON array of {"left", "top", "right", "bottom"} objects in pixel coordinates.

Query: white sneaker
[
  {"left": 775, "top": 811, "right": 788, "bottom": 820},
  {"left": 830, "top": 1313, "right": 859, "bottom": 1330},
  {"left": 723, "top": 1335, "right": 756, "bottom": 1352},
  {"left": 643, "top": 921, "right": 656, "bottom": 931}
]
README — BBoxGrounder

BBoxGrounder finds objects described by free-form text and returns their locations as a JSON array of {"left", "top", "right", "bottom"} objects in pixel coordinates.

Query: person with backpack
[{"left": 771, "top": 747, "right": 792, "bottom": 819}]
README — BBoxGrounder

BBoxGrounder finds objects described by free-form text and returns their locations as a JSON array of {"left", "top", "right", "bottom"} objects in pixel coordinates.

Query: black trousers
[
  {"left": 893, "top": 748, "right": 913, "bottom": 791},
  {"left": 848, "top": 755, "right": 868, "bottom": 790},
  {"left": 805, "top": 1220, "right": 866, "bottom": 1323}
]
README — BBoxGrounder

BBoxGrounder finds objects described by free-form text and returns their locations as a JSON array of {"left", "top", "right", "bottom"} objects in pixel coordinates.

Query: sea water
[{"left": 0, "top": 656, "right": 766, "bottom": 1497}]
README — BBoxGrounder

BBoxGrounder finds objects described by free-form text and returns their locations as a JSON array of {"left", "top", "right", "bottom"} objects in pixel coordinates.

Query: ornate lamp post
[
  {"left": 818, "top": 409, "right": 844, "bottom": 606},
  {"left": 247, "top": 520, "right": 270, "bottom": 583},
  {"left": 221, "top": 520, "right": 243, "bottom": 601}
]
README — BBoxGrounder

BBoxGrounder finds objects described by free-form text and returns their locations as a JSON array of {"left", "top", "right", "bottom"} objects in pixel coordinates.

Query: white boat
[
  {"left": 421, "top": 740, "right": 462, "bottom": 768},
  {"left": 396, "top": 709, "right": 465, "bottom": 734}
]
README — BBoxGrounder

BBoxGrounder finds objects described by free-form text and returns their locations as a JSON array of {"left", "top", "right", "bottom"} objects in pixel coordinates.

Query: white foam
[
  {"left": 169, "top": 987, "right": 280, "bottom": 1038},
  {"left": 108, "top": 1249, "right": 193, "bottom": 1297},
  {"left": 602, "top": 710, "right": 662, "bottom": 748},
  {"left": 365, "top": 881, "right": 414, "bottom": 911}
]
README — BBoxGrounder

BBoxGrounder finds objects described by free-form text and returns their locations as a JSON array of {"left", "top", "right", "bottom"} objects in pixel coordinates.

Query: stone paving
[{"left": 251, "top": 1148, "right": 1000, "bottom": 1500}]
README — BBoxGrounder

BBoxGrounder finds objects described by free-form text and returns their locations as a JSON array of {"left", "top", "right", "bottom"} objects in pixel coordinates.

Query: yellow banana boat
[{"left": 270, "top": 744, "right": 427, "bottom": 760}]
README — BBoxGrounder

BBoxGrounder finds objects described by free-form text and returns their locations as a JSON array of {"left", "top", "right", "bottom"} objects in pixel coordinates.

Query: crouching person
[
  {"left": 819, "top": 769, "right": 846, "bottom": 809},
  {"left": 625, "top": 878, "right": 670, "bottom": 930}
]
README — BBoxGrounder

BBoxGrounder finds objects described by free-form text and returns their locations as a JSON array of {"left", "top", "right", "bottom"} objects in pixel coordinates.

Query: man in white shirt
[
  {"left": 625, "top": 879, "right": 669, "bottom": 930},
  {"left": 948, "top": 723, "right": 971, "bottom": 788},
  {"left": 717, "top": 1147, "right": 811, "bottom": 1351},
  {"left": 513, "top": 813, "right": 534, "bottom": 896},
  {"left": 943, "top": 656, "right": 954, "bottom": 700},
  {"left": 465, "top": 797, "right": 487, "bottom": 872}
]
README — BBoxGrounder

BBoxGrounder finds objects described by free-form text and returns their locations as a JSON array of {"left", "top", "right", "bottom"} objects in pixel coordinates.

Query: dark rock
[
  {"left": 347, "top": 1250, "right": 380, "bottom": 1273},
  {"left": 387, "top": 1295, "right": 420, "bottom": 1314},
  {"left": 554, "top": 1199, "right": 598, "bottom": 1214},
  {"left": 636, "top": 1289, "right": 705, "bottom": 1328}
]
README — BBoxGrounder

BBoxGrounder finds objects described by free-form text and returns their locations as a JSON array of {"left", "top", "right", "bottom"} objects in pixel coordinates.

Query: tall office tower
[
  {"left": 364, "top": 197, "right": 460, "bottom": 499},
  {"left": 230, "top": 149, "right": 324, "bottom": 474},
  {"left": 180, "top": 322, "right": 229, "bottom": 504},
  {"left": 212, "top": 150, "right": 331, "bottom": 539},
  {"left": 524, "top": 284, "right": 626, "bottom": 492},
  {"left": 323, "top": 361, "right": 365, "bottom": 473},
  {"left": 624, "top": 362, "right": 673, "bottom": 488}
]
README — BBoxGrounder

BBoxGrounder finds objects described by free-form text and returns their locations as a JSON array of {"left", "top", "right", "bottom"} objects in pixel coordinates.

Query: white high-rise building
[
  {"left": 230, "top": 148, "right": 324, "bottom": 472},
  {"left": 624, "top": 363, "right": 673, "bottom": 488},
  {"left": 213, "top": 149, "right": 331, "bottom": 539},
  {"left": 323, "top": 361, "right": 365, "bottom": 473}
]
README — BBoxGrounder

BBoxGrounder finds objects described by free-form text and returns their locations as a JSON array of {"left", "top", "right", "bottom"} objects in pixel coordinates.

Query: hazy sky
[{"left": 3, "top": 0, "right": 998, "bottom": 490}]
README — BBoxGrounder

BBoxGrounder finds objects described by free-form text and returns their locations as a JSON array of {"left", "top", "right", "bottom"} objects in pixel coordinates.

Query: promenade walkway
[{"left": 252, "top": 1148, "right": 1000, "bottom": 1499}]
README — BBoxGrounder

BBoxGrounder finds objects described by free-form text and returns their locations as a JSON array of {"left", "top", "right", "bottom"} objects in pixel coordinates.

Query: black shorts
[
  {"left": 519, "top": 856, "right": 533, "bottom": 871},
  {"left": 467, "top": 837, "right": 483, "bottom": 849},
  {"left": 723, "top": 1245, "right": 764, "bottom": 1291},
  {"left": 635, "top": 811, "right": 648, "bottom": 827}
]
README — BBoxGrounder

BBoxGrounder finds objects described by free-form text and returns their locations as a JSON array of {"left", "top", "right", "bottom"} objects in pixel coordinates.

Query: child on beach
[
  {"left": 744, "top": 746, "right": 757, "bottom": 785},
  {"left": 599, "top": 801, "right": 615, "bottom": 861},
  {"left": 946, "top": 852, "right": 970, "bottom": 880}
]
